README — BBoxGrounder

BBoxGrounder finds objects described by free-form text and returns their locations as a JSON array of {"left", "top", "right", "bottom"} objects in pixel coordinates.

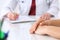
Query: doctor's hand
[
  {"left": 6, "top": 12, "right": 19, "bottom": 20},
  {"left": 40, "top": 13, "right": 54, "bottom": 20}
]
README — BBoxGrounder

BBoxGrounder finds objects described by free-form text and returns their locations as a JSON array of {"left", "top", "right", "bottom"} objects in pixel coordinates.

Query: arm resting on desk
[
  {"left": 35, "top": 26, "right": 60, "bottom": 39},
  {"left": 39, "top": 19, "right": 60, "bottom": 26},
  {"left": 35, "top": 19, "right": 60, "bottom": 39}
]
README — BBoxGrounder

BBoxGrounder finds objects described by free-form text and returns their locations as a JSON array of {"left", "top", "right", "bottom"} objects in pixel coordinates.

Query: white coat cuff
[
  {"left": 47, "top": 7, "right": 58, "bottom": 17},
  {"left": 0, "top": 9, "right": 10, "bottom": 20}
]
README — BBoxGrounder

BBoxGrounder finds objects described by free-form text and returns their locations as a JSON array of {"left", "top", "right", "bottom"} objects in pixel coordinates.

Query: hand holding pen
[{"left": 6, "top": 7, "right": 19, "bottom": 20}]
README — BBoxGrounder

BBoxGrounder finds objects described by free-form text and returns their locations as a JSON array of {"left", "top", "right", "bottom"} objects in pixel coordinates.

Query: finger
[
  {"left": 40, "top": 15, "right": 46, "bottom": 20},
  {"left": 9, "top": 14, "right": 14, "bottom": 20},
  {"left": 46, "top": 15, "right": 51, "bottom": 20},
  {"left": 43, "top": 14, "right": 49, "bottom": 20},
  {"left": 13, "top": 13, "right": 19, "bottom": 20},
  {"left": 30, "top": 30, "right": 34, "bottom": 34},
  {"left": 9, "top": 14, "right": 16, "bottom": 20},
  {"left": 12, "top": 14, "right": 16, "bottom": 19},
  {"left": 30, "top": 28, "right": 35, "bottom": 34},
  {"left": 14, "top": 13, "right": 19, "bottom": 19},
  {"left": 41, "top": 14, "right": 51, "bottom": 20},
  {"left": 16, "top": 15, "right": 19, "bottom": 19},
  {"left": 40, "top": 15, "right": 44, "bottom": 19}
]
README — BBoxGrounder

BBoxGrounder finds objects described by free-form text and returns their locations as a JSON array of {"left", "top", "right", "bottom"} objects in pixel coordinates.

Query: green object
[
  {"left": 0, "top": 19, "right": 5, "bottom": 39},
  {"left": 0, "top": 31, "right": 5, "bottom": 39}
]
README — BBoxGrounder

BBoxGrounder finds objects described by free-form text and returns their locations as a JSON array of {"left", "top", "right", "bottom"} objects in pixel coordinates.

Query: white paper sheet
[{"left": 8, "top": 16, "right": 38, "bottom": 24}]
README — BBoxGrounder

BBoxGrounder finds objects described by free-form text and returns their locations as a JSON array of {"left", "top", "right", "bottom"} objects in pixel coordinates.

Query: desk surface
[{"left": 2, "top": 17, "right": 58, "bottom": 40}]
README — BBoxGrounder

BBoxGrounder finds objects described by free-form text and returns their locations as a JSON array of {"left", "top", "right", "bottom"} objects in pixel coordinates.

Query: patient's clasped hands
[
  {"left": 30, "top": 17, "right": 60, "bottom": 39},
  {"left": 30, "top": 19, "right": 49, "bottom": 34}
]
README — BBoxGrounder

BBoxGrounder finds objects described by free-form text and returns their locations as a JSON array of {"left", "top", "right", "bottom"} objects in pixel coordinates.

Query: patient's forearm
[
  {"left": 46, "top": 19, "right": 60, "bottom": 26},
  {"left": 47, "top": 26, "right": 60, "bottom": 39}
]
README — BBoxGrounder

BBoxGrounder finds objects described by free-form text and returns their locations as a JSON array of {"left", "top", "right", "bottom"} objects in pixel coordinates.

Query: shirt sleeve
[
  {"left": 47, "top": 0, "right": 59, "bottom": 17},
  {"left": 0, "top": 0, "right": 18, "bottom": 19}
]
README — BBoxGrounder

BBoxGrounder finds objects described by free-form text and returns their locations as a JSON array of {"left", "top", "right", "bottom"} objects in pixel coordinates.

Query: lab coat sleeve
[
  {"left": 0, "top": 0, "right": 18, "bottom": 19},
  {"left": 47, "top": 0, "right": 59, "bottom": 17}
]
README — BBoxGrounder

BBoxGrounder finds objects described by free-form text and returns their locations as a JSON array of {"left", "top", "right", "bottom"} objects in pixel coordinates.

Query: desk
[{"left": 2, "top": 17, "right": 58, "bottom": 40}]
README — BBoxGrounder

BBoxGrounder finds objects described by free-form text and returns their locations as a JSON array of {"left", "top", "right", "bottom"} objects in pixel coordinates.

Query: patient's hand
[
  {"left": 6, "top": 12, "right": 19, "bottom": 20},
  {"left": 30, "top": 25, "right": 36, "bottom": 34},
  {"left": 35, "top": 26, "right": 48, "bottom": 35},
  {"left": 30, "top": 15, "right": 52, "bottom": 34},
  {"left": 30, "top": 19, "right": 46, "bottom": 34}
]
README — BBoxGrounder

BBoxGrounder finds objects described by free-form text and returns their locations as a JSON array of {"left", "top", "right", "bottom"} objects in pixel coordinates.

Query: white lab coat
[
  {"left": 58, "top": 0, "right": 60, "bottom": 18},
  {"left": 0, "top": 0, "right": 59, "bottom": 19}
]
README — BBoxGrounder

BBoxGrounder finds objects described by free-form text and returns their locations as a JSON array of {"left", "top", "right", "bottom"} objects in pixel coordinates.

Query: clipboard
[{"left": 9, "top": 16, "right": 37, "bottom": 24}]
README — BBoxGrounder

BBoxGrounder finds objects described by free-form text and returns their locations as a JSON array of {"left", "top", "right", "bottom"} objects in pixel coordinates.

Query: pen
[{"left": 8, "top": 7, "right": 14, "bottom": 13}]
